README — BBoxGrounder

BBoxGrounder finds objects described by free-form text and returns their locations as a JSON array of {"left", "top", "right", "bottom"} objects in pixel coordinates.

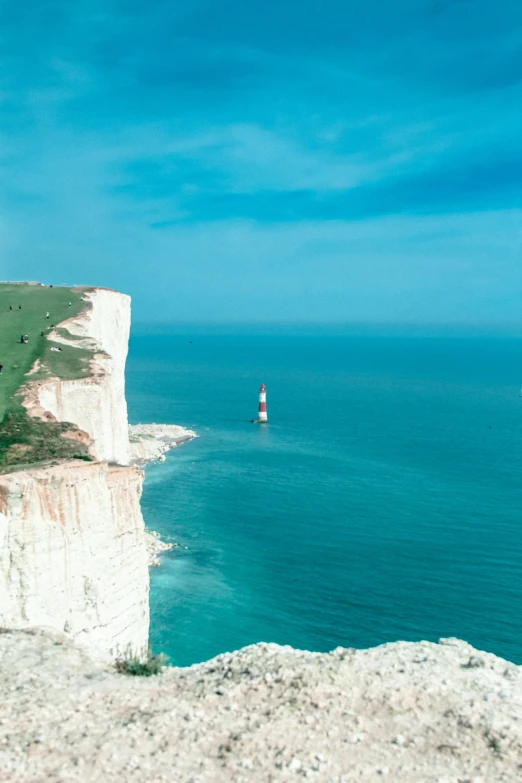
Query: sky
[{"left": 0, "top": 0, "right": 521, "bottom": 325}]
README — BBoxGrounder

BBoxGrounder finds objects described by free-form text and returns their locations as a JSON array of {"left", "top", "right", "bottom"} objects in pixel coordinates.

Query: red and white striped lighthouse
[{"left": 257, "top": 383, "right": 268, "bottom": 423}]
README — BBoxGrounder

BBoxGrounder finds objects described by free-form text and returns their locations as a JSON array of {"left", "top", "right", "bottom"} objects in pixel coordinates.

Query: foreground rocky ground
[{"left": 1, "top": 629, "right": 521, "bottom": 783}]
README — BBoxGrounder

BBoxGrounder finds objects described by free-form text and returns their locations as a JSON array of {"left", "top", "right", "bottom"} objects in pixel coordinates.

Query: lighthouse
[{"left": 255, "top": 383, "right": 268, "bottom": 423}]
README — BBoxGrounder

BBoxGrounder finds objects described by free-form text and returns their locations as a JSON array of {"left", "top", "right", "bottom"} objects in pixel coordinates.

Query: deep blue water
[{"left": 126, "top": 332, "right": 522, "bottom": 666}]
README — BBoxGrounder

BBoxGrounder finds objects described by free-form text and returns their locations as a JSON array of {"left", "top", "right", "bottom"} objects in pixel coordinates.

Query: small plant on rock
[
  {"left": 116, "top": 648, "right": 168, "bottom": 677},
  {"left": 485, "top": 731, "right": 502, "bottom": 756}
]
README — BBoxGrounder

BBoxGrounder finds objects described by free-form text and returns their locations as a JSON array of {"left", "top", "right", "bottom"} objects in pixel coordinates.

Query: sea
[{"left": 125, "top": 329, "right": 522, "bottom": 667}]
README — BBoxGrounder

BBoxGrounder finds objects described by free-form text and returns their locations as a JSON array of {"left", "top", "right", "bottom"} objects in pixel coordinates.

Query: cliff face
[
  {"left": 24, "top": 288, "right": 131, "bottom": 465},
  {"left": 0, "top": 286, "right": 150, "bottom": 661},
  {"left": 0, "top": 461, "right": 149, "bottom": 661}
]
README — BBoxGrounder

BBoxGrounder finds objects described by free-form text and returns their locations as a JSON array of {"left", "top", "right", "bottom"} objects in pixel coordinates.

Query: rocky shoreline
[
  {"left": 128, "top": 423, "right": 196, "bottom": 466},
  {"left": 128, "top": 424, "right": 196, "bottom": 566},
  {"left": 144, "top": 529, "right": 179, "bottom": 567}
]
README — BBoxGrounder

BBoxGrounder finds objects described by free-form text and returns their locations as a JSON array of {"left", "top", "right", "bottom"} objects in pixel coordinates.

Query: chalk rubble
[
  {"left": 129, "top": 423, "right": 196, "bottom": 466},
  {"left": 1, "top": 629, "right": 521, "bottom": 782}
]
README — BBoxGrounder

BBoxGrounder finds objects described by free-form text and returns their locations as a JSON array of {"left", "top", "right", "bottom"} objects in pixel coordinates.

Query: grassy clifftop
[{"left": 0, "top": 283, "right": 94, "bottom": 471}]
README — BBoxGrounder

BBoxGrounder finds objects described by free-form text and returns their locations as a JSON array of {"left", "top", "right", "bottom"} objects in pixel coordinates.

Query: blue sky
[{"left": 0, "top": 0, "right": 521, "bottom": 324}]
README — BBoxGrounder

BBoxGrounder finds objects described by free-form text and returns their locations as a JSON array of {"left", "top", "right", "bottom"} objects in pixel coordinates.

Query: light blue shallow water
[{"left": 126, "top": 332, "right": 522, "bottom": 666}]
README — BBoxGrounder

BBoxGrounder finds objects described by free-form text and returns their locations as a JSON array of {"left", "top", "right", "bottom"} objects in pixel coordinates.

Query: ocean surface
[{"left": 126, "top": 331, "right": 522, "bottom": 666}]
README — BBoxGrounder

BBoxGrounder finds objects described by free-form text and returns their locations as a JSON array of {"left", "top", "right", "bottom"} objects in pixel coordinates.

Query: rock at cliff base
[{"left": 129, "top": 423, "right": 197, "bottom": 465}]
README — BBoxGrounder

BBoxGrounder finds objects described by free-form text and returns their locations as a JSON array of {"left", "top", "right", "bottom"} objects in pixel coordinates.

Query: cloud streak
[{"left": 0, "top": 0, "right": 521, "bottom": 323}]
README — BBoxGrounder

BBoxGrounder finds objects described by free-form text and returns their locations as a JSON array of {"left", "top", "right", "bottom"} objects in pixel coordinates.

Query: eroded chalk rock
[{"left": 0, "top": 630, "right": 521, "bottom": 783}]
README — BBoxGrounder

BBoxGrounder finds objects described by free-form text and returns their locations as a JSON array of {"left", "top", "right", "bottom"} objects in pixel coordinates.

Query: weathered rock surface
[
  {"left": 0, "top": 462, "right": 149, "bottom": 662},
  {"left": 1, "top": 629, "right": 521, "bottom": 783},
  {"left": 23, "top": 288, "right": 131, "bottom": 465}
]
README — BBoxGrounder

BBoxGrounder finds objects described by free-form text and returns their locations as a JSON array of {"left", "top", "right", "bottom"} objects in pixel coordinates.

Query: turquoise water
[{"left": 126, "top": 332, "right": 522, "bottom": 666}]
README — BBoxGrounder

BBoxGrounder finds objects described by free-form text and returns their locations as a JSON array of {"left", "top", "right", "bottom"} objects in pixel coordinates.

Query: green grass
[
  {"left": 115, "top": 649, "right": 169, "bottom": 676},
  {"left": 0, "top": 410, "right": 92, "bottom": 472},
  {"left": 0, "top": 283, "right": 91, "bottom": 416},
  {"left": 0, "top": 282, "right": 96, "bottom": 472}
]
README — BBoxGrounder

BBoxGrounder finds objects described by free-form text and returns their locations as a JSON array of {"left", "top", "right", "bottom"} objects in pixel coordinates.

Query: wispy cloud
[{"left": 0, "top": 0, "right": 521, "bottom": 322}]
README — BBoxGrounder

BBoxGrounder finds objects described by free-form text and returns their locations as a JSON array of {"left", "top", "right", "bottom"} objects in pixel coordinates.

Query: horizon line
[{"left": 130, "top": 320, "right": 522, "bottom": 336}]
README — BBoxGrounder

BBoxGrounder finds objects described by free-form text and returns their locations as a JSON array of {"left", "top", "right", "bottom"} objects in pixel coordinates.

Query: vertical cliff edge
[
  {"left": 0, "top": 285, "right": 149, "bottom": 661},
  {"left": 22, "top": 288, "right": 131, "bottom": 465}
]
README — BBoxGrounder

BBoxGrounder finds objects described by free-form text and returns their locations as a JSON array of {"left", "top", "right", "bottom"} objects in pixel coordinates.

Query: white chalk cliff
[
  {"left": 0, "top": 287, "right": 149, "bottom": 661},
  {"left": 0, "top": 461, "right": 149, "bottom": 661},
  {"left": 24, "top": 288, "right": 131, "bottom": 465}
]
